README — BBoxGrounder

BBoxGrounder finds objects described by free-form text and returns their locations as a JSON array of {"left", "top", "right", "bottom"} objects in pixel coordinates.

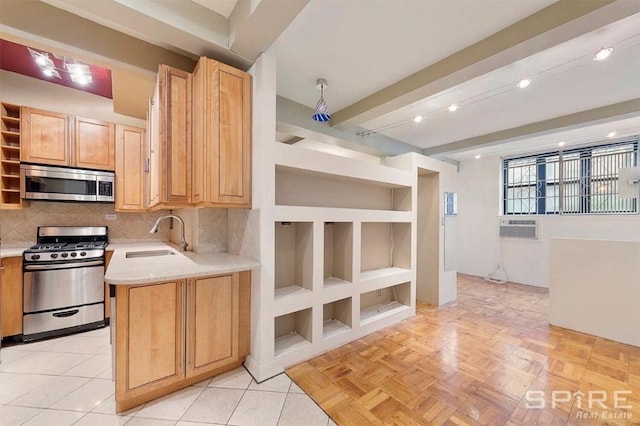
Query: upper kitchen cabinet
[
  {"left": 148, "top": 65, "right": 192, "bottom": 210},
  {"left": 115, "top": 124, "right": 146, "bottom": 211},
  {"left": 21, "top": 106, "right": 116, "bottom": 171},
  {"left": 192, "top": 57, "right": 252, "bottom": 208},
  {"left": 74, "top": 117, "right": 115, "bottom": 171},
  {"left": 21, "top": 107, "right": 70, "bottom": 166}
]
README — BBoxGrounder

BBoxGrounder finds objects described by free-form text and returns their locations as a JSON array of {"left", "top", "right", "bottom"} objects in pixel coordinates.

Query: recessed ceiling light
[
  {"left": 474, "top": 154, "right": 481, "bottom": 159},
  {"left": 42, "top": 68, "right": 54, "bottom": 77},
  {"left": 413, "top": 115, "right": 423, "bottom": 123},
  {"left": 593, "top": 47, "right": 613, "bottom": 61},
  {"left": 607, "top": 131, "right": 616, "bottom": 138},
  {"left": 517, "top": 78, "right": 531, "bottom": 89},
  {"left": 558, "top": 141, "right": 566, "bottom": 147},
  {"left": 448, "top": 104, "right": 458, "bottom": 112}
]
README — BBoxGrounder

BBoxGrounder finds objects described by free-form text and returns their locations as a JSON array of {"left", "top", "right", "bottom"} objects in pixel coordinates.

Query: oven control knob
[
  {"left": 61, "top": 253, "right": 68, "bottom": 258},
  {"left": 31, "top": 254, "right": 40, "bottom": 260},
  {"left": 51, "top": 253, "right": 58, "bottom": 259},
  {"left": 80, "top": 251, "right": 87, "bottom": 257},
  {"left": 70, "top": 252, "right": 77, "bottom": 257}
]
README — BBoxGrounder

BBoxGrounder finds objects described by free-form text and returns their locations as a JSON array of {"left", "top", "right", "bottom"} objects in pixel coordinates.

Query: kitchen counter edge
[{"left": 105, "top": 242, "right": 259, "bottom": 285}]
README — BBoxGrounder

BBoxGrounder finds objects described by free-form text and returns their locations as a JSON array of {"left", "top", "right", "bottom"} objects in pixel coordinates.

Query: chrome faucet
[{"left": 149, "top": 214, "right": 188, "bottom": 251}]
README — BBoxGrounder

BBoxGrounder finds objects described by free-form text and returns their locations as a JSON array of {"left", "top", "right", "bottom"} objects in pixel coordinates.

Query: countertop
[
  {"left": 105, "top": 242, "right": 259, "bottom": 285},
  {"left": 0, "top": 244, "right": 31, "bottom": 258}
]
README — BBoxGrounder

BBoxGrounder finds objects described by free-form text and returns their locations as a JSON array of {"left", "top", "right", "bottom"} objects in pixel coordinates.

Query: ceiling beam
[
  {"left": 0, "top": 0, "right": 196, "bottom": 73},
  {"left": 229, "top": 0, "right": 309, "bottom": 62},
  {"left": 34, "top": 0, "right": 252, "bottom": 69},
  {"left": 422, "top": 98, "right": 640, "bottom": 156},
  {"left": 330, "top": 0, "right": 638, "bottom": 130},
  {"left": 277, "top": 96, "right": 420, "bottom": 157}
]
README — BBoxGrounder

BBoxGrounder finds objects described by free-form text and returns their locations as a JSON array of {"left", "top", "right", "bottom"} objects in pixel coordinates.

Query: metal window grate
[{"left": 503, "top": 139, "right": 639, "bottom": 215}]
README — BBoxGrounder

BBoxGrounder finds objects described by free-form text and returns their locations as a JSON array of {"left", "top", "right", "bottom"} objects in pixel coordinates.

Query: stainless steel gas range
[{"left": 22, "top": 226, "right": 108, "bottom": 341}]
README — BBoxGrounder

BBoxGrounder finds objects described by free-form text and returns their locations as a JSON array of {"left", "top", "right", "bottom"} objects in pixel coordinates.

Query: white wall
[{"left": 456, "top": 156, "right": 640, "bottom": 287}]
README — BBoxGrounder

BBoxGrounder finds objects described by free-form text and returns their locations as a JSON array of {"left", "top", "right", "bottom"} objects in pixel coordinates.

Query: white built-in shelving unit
[
  {"left": 243, "top": 55, "right": 454, "bottom": 382},
  {"left": 262, "top": 142, "right": 416, "bottom": 374}
]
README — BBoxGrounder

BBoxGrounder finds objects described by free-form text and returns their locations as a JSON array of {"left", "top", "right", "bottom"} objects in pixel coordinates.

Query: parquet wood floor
[{"left": 287, "top": 274, "right": 640, "bottom": 426}]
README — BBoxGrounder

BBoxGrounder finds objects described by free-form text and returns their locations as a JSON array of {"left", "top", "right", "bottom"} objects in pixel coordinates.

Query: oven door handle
[
  {"left": 24, "top": 260, "right": 104, "bottom": 271},
  {"left": 52, "top": 309, "right": 80, "bottom": 318}
]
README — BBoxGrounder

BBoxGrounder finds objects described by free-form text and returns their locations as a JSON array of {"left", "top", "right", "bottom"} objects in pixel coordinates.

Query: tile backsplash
[{"left": 0, "top": 202, "right": 171, "bottom": 246}]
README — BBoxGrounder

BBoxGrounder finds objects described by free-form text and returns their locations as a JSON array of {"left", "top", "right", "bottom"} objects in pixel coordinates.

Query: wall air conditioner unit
[{"left": 499, "top": 218, "right": 538, "bottom": 239}]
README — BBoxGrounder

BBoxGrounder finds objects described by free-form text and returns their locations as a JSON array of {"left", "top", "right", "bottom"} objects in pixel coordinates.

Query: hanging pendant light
[{"left": 312, "top": 78, "right": 331, "bottom": 122}]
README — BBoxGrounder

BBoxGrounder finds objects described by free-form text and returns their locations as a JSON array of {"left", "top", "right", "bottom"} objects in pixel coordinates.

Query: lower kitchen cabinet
[
  {"left": 1, "top": 256, "right": 23, "bottom": 338},
  {"left": 114, "top": 270, "right": 250, "bottom": 412}
]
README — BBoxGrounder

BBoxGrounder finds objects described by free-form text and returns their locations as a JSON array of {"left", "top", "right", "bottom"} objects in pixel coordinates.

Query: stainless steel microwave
[{"left": 21, "top": 164, "right": 115, "bottom": 202}]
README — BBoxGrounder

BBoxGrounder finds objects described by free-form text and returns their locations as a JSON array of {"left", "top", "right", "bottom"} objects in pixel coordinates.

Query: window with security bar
[{"left": 503, "top": 139, "right": 639, "bottom": 215}]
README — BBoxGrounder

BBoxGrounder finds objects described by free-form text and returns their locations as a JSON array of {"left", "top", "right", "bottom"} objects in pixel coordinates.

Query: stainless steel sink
[{"left": 125, "top": 249, "right": 176, "bottom": 259}]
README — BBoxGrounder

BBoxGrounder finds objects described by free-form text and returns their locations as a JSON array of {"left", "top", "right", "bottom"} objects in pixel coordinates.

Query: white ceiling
[
  {"left": 271, "top": 0, "right": 555, "bottom": 112},
  {"left": 447, "top": 115, "right": 640, "bottom": 161},
  {"left": 362, "top": 14, "right": 640, "bottom": 149},
  {"left": 4, "top": 0, "right": 640, "bottom": 161}
]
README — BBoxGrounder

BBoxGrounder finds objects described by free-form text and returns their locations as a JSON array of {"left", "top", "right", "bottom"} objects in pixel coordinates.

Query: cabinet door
[
  {"left": 148, "top": 90, "right": 160, "bottom": 208},
  {"left": 186, "top": 274, "right": 239, "bottom": 377},
  {"left": 21, "top": 107, "right": 70, "bottom": 166},
  {"left": 1, "top": 256, "right": 23, "bottom": 337},
  {"left": 190, "top": 59, "right": 205, "bottom": 206},
  {"left": 207, "top": 64, "right": 252, "bottom": 207},
  {"left": 115, "top": 125, "right": 146, "bottom": 211},
  {"left": 160, "top": 65, "right": 191, "bottom": 206},
  {"left": 74, "top": 117, "right": 115, "bottom": 170},
  {"left": 115, "top": 281, "right": 184, "bottom": 407}
]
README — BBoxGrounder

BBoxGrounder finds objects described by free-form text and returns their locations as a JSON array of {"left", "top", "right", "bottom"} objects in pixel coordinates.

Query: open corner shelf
[
  {"left": 274, "top": 221, "right": 313, "bottom": 300},
  {"left": 1, "top": 102, "right": 23, "bottom": 208},
  {"left": 324, "top": 222, "right": 353, "bottom": 288},
  {"left": 274, "top": 308, "right": 313, "bottom": 358},
  {"left": 360, "top": 282, "right": 411, "bottom": 326},
  {"left": 323, "top": 297, "right": 352, "bottom": 339}
]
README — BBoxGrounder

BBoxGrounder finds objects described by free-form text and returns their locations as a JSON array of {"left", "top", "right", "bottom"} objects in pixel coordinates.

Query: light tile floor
[{"left": 0, "top": 327, "right": 336, "bottom": 426}]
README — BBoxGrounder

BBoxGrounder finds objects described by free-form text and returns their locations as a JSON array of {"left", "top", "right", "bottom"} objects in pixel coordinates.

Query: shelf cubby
[
  {"left": 324, "top": 222, "right": 353, "bottom": 288},
  {"left": 360, "top": 222, "right": 412, "bottom": 281},
  {"left": 360, "top": 282, "right": 411, "bottom": 326},
  {"left": 276, "top": 165, "right": 411, "bottom": 211},
  {"left": 274, "top": 308, "right": 313, "bottom": 357},
  {"left": 1, "top": 102, "right": 24, "bottom": 209},
  {"left": 323, "top": 297, "right": 352, "bottom": 339},
  {"left": 274, "top": 221, "right": 313, "bottom": 300}
]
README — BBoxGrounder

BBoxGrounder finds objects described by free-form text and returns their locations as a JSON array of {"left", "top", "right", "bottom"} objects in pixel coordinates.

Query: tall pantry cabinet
[
  {"left": 146, "top": 58, "right": 251, "bottom": 210},
  {"left": 147, "top": 65, "right": 192, "bottom": 210},
  {"left": 192, "top": 57, "right": 252, "bottom": 208}
]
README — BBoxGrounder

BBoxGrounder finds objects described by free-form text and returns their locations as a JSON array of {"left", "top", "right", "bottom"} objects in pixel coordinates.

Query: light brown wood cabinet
[
  {"left": 115, "top": 271, "right": 250, "bottom": 412},
  {"left": 1, "top": 256, "right": 23, "bottom": 338},
  {"left": 192, "top": 57, "right": 252, "bottom": 208},
  {"left": 21, "top": 107, "right": 70, "bottom": 166},
  {"left": 147, "top": 65, "right": 192, "bottom": 210},
  {"left": 74, "top": 117, "right": 115, "bottom": 171},
  {"left": 21, "top": 107, "right": 116, "bottom": 171},
  {"left": 115, "top": 125, "right": 146, "bottom": 211}
]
